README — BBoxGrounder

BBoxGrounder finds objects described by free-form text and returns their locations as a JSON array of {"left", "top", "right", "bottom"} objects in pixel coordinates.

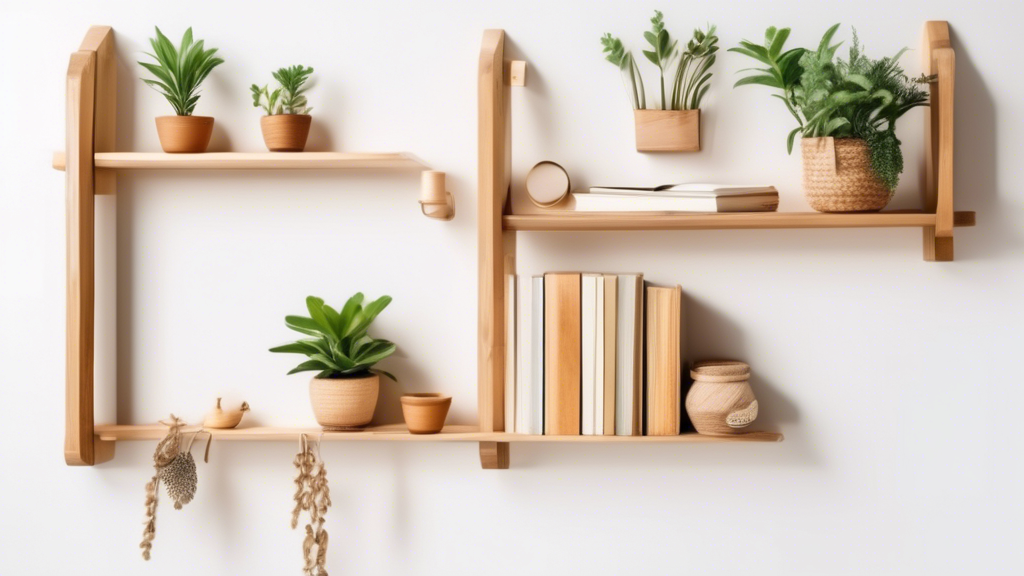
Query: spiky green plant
[
  {"left": 642, "top": 10, "right": 678, "bottom": 109},
  {"left": 270, "top": 294, "right": 396, "bottom": 380},
  {"left": 138, "top": 27, "right": 223, "bottom": 116},
  {"left": 601, "top": 33, "right": 646, "bottom": 110},
  {"left": 602, "top": 13, "right": 717, "bottom": 111},
  {"left": 670, "top": 25, "right": 719, "bottom": 110},
  {"left": 252, "top": 65, "right": 314, "bottom": 115},
  {"left": 731, "top": 24, "right": 931, "bottom": 190}
]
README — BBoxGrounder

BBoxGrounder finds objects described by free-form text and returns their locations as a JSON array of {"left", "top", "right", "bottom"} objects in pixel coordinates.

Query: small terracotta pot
[
  {"left": 309, "top": 374, "right": 379, "bottom": 431},
  {"left": 685, "top": 361, "right": 759, "bottom": 436},
  {"left": 260, "top": 114, "right": 312, "bottom": 152},
  {"left": 802, "top": 137, "right": 893, "bottom": 212},
  {"left": 155, "top": 116, "right": 214, "bottom": 153},
  {"left": 634, "top": 109, "right": 700, "bottom": 152},
  {"left": 400, "top": 393, "right": 452, "bottom": 434}
]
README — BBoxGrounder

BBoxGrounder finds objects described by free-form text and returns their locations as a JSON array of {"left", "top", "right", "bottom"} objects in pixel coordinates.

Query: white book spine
[
  {"left": 515, "top": 276, "right": 531, "bottom": 434},
  {"left": 581, "top": 275, "right": 597, "bottom": 435},
  {"left": 531, "top": 276, "right": 545, "bottom": 435},
  {"left": 505, "top": 275, "right": 516, "bottom": 433},
  {"left": 594, "top": 279, "right": 605, "bottom": 435},
  {"left": 574, "top": 194, "right": 719, "bottom": 212}
]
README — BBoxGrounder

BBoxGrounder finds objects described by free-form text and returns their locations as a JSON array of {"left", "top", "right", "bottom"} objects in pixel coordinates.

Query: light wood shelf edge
[
  {"left": 52, "top": 151, "right": 429, "bottom": 171},
  {"left": 503, "top": 210, "right": 976, "bottom": 231},
  {"left": 94, "top": 424, "right": 782, "bottom": 443}
]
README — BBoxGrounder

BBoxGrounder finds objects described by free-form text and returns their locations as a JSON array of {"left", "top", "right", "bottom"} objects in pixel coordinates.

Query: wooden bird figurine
[{"left": 203, "top": 398, "right": 250, "bottom": 429}]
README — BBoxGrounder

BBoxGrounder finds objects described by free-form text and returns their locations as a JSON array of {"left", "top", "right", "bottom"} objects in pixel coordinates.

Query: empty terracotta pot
[
  {"left": 400, "top": 393, "right": 452, "bottom": 434},
  {"left": 309, "top": 373, "right": 379, "bottom": 431},
  {"left": 155, "top": 115, "right": 214, "bottom": 153},
  {"left": 260, "top": 114, "right": 312, "bottom": 152}
]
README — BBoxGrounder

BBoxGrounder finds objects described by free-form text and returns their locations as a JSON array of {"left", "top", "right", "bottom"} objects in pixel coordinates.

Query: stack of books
[
  {"left": 572, "top": 183, "right": 779, "bottom": 213},
  {"left": 506, "top": 272, "right": 686, "bottom": 436}
]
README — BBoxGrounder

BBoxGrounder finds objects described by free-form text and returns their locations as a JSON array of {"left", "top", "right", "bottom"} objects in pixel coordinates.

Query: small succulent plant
[{"left": 252, "top": 65, "right": 314, "bottom": 115}]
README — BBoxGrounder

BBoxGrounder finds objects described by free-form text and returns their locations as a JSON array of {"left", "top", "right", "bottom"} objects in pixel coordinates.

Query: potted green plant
[
  {"left": 270, "top": 294, "right": 397, "bottom": 430},
  {"left": 731, "top": 25, "right": 931, "bottom": 212},
  {"left": 251, "top": 65, "right": 314, "bottom": 152},
  {"left": 601, "top": 12, "right": 718, "bottom": 152},
  {"left": 138, "top": 27, "right": 224, "bottom": 153}
]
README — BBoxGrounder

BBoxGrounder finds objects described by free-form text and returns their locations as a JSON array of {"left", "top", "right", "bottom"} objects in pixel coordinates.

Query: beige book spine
[
  {"left": 645, "top": 285, "right": 682, "bottom": 436},
  {"left": 602, "top": 275, "right": 617, "bottom": 435}
]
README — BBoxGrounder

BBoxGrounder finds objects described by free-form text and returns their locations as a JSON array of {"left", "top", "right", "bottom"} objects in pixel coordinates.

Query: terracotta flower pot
[
  {"left": 260, "top": 114, "right": 312, "bottom": 152},
  {"left": 634, "top": 109, "right": 700, "bottom": 152},
  {"left": 802, "top": 137, "right": 893, "bottom": 212},
  {"left": 155, "top": 116, "right": 214, "bottom": 153},
  {"left": 309, "top": 373, "right": 379, "bottom": 431},
  {"left": 685, "top": 361, "right": 759, "bottom": 436},
  {"left": 400, "top": 393, "right": 452, "bottom": 434}
]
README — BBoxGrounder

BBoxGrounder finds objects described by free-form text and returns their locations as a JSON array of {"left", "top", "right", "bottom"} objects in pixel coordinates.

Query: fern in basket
[
  {"left": 138, "top": 27, "right": 224, "bottom": 116},
  {"left": 270, "top": 294, "right": 396, "bottom": 381}
]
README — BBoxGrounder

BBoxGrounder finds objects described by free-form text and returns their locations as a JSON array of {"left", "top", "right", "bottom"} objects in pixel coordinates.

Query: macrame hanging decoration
[
  {"left": 140, "top": 415, "right": 211, "bottom": 561},
  {"left": 292, "top": 434, "right": 331, "bottom": 576}
]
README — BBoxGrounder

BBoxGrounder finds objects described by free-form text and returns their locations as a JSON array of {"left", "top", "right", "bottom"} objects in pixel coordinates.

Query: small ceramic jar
[{"left": 685, "top": 361, "right": 758, "bottom": 435}]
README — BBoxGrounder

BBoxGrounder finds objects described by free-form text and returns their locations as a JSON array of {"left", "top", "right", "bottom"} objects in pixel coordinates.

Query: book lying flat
[
  {"left": 573, "top": 191, "right": 779, "bottom": 213},
  {"left": 589, "top": 183, "right": 777, "bottom": 196}
]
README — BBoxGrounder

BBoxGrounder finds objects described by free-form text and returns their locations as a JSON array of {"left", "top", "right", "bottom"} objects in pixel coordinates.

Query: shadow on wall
[{"left": 944, "top": 27, "right": 1017, "bottom": 262}]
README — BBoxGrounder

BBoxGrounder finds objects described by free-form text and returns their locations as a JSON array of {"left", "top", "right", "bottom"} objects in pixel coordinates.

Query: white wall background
[{"left": 1, "top": 0, "right": 1021, "bottom": 574}]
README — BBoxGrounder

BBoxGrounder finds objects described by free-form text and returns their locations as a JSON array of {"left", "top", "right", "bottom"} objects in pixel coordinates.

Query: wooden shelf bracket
[
  {"left": 922, "top": 21, "right": 957, "bottom": 261},
  {"left": 65, "top": 26, "right": 116, "bottom": 465}
]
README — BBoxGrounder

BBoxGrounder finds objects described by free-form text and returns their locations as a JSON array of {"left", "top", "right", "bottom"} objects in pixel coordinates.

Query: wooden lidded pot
[
  {"left": 685, "top": 361, "right": 758, "bottom": 435},
  {"left": 400, "top": 393, "right": 452, "bottom": 434},
  {"left": 155, "top": 115, "right": 214, "bottom": 153},
  {"left": 260, "top": 114, "right": 312, "bottom": 152}
]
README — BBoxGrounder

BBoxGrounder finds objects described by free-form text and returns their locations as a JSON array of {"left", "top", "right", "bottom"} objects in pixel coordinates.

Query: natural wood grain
[
  {"left": 52, "top": 151, "right": 429, "bottom": 171},
  {"left": 507, "top": 60, "right": 527, "bottom": 87},
  {"left": 923, "top": 21, "right": 956, "bottom": 261},
  {"left": 65, "top": 50, "right": 101, "bottom": 466},
  {"left": 503, "top": 211, "right": 976, "bottom": 231},
  {"left": 479, "top": 441, "right": 511, "bottom": 469},
  {"left": 634, "top": 109, "right": 700, "bottom": 152},
  {"left": 646, "top": 285, "right": 682, "bottom": 436},
  {"left": 478, "top": 30, "right": 513, "bottom": 440},
  {"left": 78, "top": 26, "right": 116, "bottom": 197},
  {"left": 94, "top": 424, "right": 782, "bottom": 443}
]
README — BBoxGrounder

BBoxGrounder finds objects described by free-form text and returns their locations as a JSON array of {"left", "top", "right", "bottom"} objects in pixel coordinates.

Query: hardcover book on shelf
[
  {"left": 645, "top": 284, "right": 683, "bottom": 436},
  {"left": 573, "top": 191, "right": 779, "bottom": 213},
  {"left": 515, "top": 275, "right": 545, "bottom": 435},
  {"left": 582, "top": 274, "right": 599, "bottom": 435},
  {"left": 505, "top": 275, "right": 516, "bottom": 433},
  {"left": 545, "top": 273, "right": 582, "bottom": 435},
  {"left": 602, "top": 274, "right": 618, "bottom": 436},
  {"left": 615, "top": 274, "right": 644, "bottom": 436}
]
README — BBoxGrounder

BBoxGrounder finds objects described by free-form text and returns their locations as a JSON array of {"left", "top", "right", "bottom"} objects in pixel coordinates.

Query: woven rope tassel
[{"left": 802, "top": 137, "right": 893, "bottom": 212}]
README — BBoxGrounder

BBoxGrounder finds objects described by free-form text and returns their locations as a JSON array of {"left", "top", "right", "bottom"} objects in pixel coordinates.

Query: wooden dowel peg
[{"left": 420, "top": 170, "right": 454, "bottom": 220}]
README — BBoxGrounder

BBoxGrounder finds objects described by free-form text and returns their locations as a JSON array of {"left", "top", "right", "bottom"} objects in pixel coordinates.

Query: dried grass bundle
[
  {"left": 292, "top": 436, "right": 331, "bottom": 576},
  {"left": 140, "top": 415, "right": 183, "bottom": 560}
]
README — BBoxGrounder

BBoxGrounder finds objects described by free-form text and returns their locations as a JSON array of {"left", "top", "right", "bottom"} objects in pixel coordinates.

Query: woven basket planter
[{"left": 802, "top": 137, "right": 893, "bottom": 212}]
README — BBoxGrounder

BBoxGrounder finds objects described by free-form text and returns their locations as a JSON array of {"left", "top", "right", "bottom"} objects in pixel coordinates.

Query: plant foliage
[
  {"left": 730, "top": 25, "right": 931, "bottom": 190},
  {"left": 601, "top": 12, "right": 717, "bottom": 111},
  {"left": 270, "top": 294, "right": 396, "bottom": 380},
  {"left": 252, "top": 65, "right": 314, "bottom": 115},
  {"left": 138, "top": 27, "right": 224, "bottom": 116}
]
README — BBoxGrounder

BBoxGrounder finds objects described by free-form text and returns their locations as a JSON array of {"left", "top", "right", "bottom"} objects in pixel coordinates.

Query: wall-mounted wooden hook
[{"left": 420, "top": 170, "right": 455, "bottom": 220}]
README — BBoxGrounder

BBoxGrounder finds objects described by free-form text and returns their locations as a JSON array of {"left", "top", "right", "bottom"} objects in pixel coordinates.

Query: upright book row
[{"left": 506, "top": 273, "right": 685, "bottom": 436}]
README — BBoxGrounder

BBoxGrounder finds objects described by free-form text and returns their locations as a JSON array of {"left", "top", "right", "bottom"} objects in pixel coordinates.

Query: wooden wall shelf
[
  {"left": 96, "top": 424, "right": 782, "bottom": 444},
  {"left": 52, "top": 151, "right": 428, "bottom": 171},
  {"left": 505, "top": 210, "right": 976, "bottom": 231}
]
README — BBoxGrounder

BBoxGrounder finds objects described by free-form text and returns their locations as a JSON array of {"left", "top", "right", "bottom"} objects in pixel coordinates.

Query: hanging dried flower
[
  {"left": 292, "top": 436, "right": 331, "bottom": 576},
  {"left": 141, "top": 415, "right": 183, "bottom": 560}
]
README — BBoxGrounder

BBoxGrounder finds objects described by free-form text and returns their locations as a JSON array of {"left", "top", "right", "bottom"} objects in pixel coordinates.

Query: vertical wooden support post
[
  {"left": 65, "top": 27, "right": 116, "bottom": 466},
  {"left": 922, "top": 21, "right": 955, "bottom": 261},
  {"left": 478, "top": 30, "right": 513, "bottom": 469}
]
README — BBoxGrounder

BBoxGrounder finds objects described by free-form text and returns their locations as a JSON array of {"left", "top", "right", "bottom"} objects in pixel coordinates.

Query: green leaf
[
  {"left": 844, "top": 74, "right": 872, "bottom": 90},
  {"left": 305, "top": 296, "right": 337, "bottom": 338},
  {"left": 768, "top": 27, "right": 791, "bottom": 59},
  {"left": 734, "top": 75, "right": 783, "bottom": 89},
  {"left": 787, "top": 127, "right": 802, "bottom": 154},
  {"left": 287, "top": 359, "right": 329, "bottom": 375},
  {"left": 285, "top": 315, "right": 323, "bottom": 336},
  {"left": 642, "top": 50, "right": 658, "bottom": 66},
  {"left": 823, "top": 117, "right": 850, "bottom": 135}
]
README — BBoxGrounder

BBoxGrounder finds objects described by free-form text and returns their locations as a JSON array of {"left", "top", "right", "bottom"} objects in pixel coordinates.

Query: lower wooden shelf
[{"left": 95, "top": 424, "right": 783, "bottom": 443}]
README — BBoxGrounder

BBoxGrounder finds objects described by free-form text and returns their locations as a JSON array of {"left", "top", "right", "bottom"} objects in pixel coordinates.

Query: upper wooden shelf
[
  {"left": 52, "top": 151, "right": 429, "bottom": 171},
  {"left": 95, "top": 424, "right": 782, "bottom": 443},
  {"left": 504, "top": 210, "right": 977, "bottom": 231}
]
